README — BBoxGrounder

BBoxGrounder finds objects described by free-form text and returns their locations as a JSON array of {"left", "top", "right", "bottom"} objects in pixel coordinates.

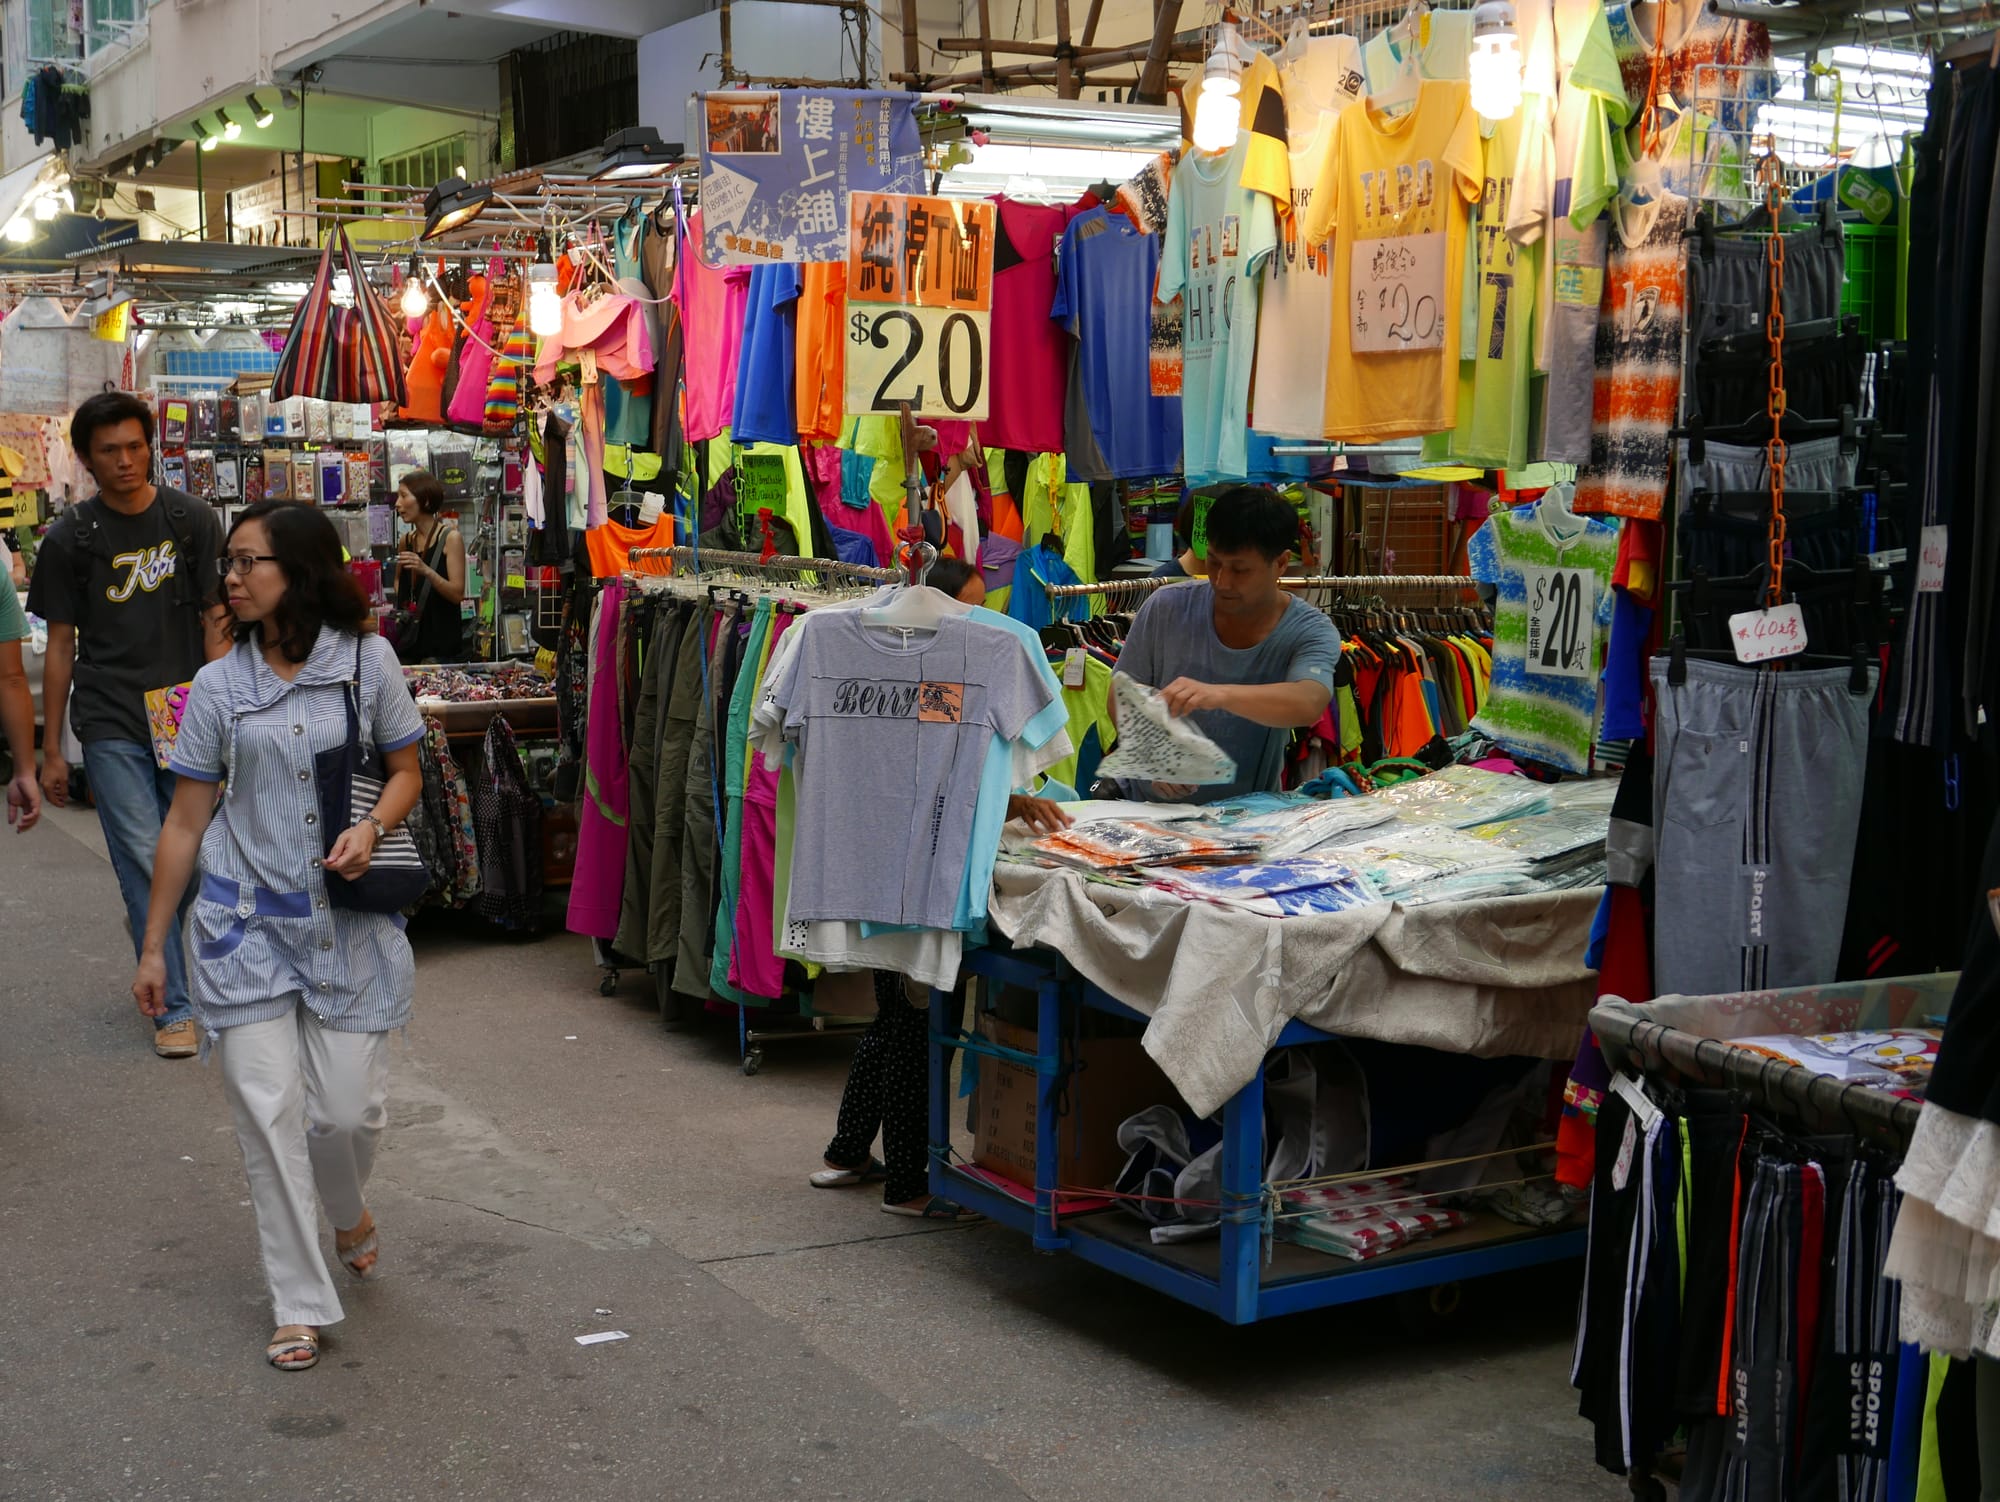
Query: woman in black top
[{"left": 391, "top": 469, "right": 466, "bottom": 664}]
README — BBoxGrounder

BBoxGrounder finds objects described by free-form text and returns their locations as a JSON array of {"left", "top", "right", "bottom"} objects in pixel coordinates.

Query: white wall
[{"left": 637, "top": 5, "right": 862, "bottom": 135}]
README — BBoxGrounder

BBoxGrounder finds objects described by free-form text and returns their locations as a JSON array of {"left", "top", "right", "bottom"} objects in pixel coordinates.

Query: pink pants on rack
[
  {"left": 565, "top": 580, "right": 629, "bottom": 939},
  {"left": 729, "top": 609, "right": 793, "bottom": 998}
]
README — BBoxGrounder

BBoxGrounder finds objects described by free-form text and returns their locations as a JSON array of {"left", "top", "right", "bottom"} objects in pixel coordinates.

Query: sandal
[
  {"left": 336, "top": 1211, "right": 378, "bottom": 1280},
  {"left": 881, "top": 1196, "right": 981, "bottom": 1223},
  {"left": 809, "top": 1156, "right": 886, "bottom": 1189},
  {"left": 266, "top": 1326, "right": 320, "bottom": 1371}
]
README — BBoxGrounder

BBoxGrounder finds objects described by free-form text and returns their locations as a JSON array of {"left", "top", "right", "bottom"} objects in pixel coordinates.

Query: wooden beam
[
  {"left": 932, "top": 35, "right": 1152, "bottom": 55},
  {"left": 900, "top": 0, "right": 921, "bottom": 86},
  {"left": 1134, "top": 0, "right": 1184, "bottom": 104},
  {"left": 974, "top": 0, "right": 997, "bottom": 88},
  {"left": 1080, "top": 0, "right": 1106, "bottom": 46},
  {"left": 896, "top": 33, "right": 1199, "bottom": 88},
  {"left": 1053, "top": 0, "right": 1076, "bottom": 97}
]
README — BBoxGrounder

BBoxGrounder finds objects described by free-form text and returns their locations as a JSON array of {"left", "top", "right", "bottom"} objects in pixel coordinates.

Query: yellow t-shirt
[
  {"left": 1180, "top": 49, "right": 1293, "bottom": 214},
  {"left": 1304, "top": 79, "right": 1482, "bottom": 442}
]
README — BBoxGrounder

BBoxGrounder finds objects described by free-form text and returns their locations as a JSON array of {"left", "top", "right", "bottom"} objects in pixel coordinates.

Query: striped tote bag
[{"left": 271, "top": 226, "right": 409, "bottom": 408}]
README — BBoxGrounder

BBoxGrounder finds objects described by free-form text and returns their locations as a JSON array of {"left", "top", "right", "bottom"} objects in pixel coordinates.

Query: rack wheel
[
  {"left": 1395, "top": 1281, "right": 1465, "bottom": 1336},
  {"left": 598, "top": 970, "right": 618, "bottom": 996},
  {"left": 741, "top": 1047, "right": 764, "bottom": 1077}
]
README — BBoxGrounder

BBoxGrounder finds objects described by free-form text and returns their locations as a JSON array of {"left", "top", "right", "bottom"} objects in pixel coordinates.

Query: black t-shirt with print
[{"left": 27, "top": 487, "right": 220, "bottom": 746}]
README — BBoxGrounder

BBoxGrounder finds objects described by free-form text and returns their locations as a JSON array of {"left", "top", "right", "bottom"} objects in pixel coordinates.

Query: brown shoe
[{"left": 154, "top": 1019, "right": 199, "bottom": 1058}]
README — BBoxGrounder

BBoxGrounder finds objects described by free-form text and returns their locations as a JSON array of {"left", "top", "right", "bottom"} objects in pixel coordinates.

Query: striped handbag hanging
[{"left": 270, "top": 225, "right": 410, "bottom": 408}]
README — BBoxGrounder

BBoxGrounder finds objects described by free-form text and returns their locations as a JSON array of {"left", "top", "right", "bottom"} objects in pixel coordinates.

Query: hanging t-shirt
[
  {"left": 764, "top": 610, "right": 1055, "bottom": 930},
  {"left": 1252, "top": 111, "right": 1341, "bottom": 441},
  {"left": 1605, "top": 0, "right": 1773, "bottom": 132},
  {"left": 1157, "top": 130, "right": 1279, "bottom": 484},
  {"left": 1468, "top": 501, "right": 1620, "bottom": 774},
  {"left": 1423, "top": 108, "right": 1541, "bottom": 470},
  {"left": 1278, "top": 32, "right": 1367, "bottom": 119},
  {"left": 1179, "top": 48, "right": 1293, "bottom": 211},
  {"left": 1510, "top": 0, "right": 1632, "bottom": 464},
  {"left": 674, "top": 209, "right": 750, "bottom": 444},
  {"left": 1361, "top": 9, "right": 1475, "bottom": 92},
  {"left": 794, "top": 261, "right": 848, "bottom": 443},
  {"left": 983, "top": 197, "right": 1077, "bottom": 455},
  {"left": 1574, "top": 190, "right": 1689, "bottom": 521},
  {"left": 733, "top": 262, "right": 803, "bottom": 448},
  {"left": 1052, "top": 206, "right": 1183, "bottom": 481},
  {"left": 1304, "top": 79, "right": 1482, "bottom": 443}
]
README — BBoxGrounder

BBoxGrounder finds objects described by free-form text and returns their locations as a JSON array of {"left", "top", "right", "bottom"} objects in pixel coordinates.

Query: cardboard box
[{"left": 972, "top": 1014, "right": 1174, "bottom": 1193}]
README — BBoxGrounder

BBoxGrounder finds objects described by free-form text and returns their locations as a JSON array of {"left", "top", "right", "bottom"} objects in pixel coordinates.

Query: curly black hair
[{"left": 226, "top": 501, "right": 369, "bottom": 663}]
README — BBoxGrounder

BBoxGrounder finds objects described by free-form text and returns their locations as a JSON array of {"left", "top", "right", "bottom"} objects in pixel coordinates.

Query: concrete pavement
[{"left": 0, "top": 809, "right": 1624, "bottom": 1502}]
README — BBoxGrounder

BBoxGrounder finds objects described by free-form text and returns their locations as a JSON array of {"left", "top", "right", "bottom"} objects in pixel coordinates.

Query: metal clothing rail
[
  {"left": 629, "top": 545, "right": 897, "bottom": 583},
  {"left": 1041, "top": 572, "right": 1480, "bottom": 600}
]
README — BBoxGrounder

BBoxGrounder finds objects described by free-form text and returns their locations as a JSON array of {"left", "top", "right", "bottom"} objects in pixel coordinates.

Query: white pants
[{"left": 216, "top": 1007, "right": 389, "bottom": 1328}]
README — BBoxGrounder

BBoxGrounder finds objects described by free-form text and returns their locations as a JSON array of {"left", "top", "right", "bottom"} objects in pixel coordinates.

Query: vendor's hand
[
  {"left": 1007, "top": 794, "right": 1073, "bottom": 834},
  {"left": 132, "top": 950, "right": 168, "bottom": 1018},
  {"left": 39, "top": 753, "right": 68, "bottom": 808},
  {"left": 7, "top": 769, "right": 40, "bottom": 831},
  {"left": 1160, "top": 677, "right": 1234, "bottom": 718},
  {"left": 324, "top": 819, "right": 378, "bottom": 880},
  {"left": 1150, "top": 782, "right": 1199, "bottom": 801},
  {"left": 394, "top": 551, "right": 430, "bottom": 580}
]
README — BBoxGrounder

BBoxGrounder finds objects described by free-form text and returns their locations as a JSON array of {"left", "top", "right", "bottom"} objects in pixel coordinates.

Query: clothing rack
[
  {"left": 630, "top": 546, "right": 898, "bottom": 584},
  {"left": 1041, "top": 572, "right": 1480, "bottom": 601}
]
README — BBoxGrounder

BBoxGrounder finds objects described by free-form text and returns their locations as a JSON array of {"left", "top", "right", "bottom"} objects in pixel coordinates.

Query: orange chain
[{"left": 1761, "top": 153, "right": 1789, "bottom": 607}]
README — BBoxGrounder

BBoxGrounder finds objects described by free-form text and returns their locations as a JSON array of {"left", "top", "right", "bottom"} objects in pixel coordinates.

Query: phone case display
[
  {"left": 185, "top": 449, "right": 216, "bottom": 496},
  {"left": 215, "top": 455, "right": 241, "bottom": 499}
]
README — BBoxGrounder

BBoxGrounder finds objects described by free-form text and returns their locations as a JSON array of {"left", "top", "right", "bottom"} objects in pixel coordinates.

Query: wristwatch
[{"left": 356, "top": 813, "right": 388, "bottom": 840}]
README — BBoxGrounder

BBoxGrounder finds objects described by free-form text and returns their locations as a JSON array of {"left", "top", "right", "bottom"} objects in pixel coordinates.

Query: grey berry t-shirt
[{"left": 766, "top": 610, "right": 1054, "bottom": 930}]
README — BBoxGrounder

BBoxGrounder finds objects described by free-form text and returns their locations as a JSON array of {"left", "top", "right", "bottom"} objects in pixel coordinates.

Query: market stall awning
[{"left": 100, "top": 240, "right": 327, "bottom": 277}]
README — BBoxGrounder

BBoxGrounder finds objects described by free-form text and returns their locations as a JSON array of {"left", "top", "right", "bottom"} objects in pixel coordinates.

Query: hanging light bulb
[
  {"left": 1190, "top": 24, "right": 1245, "bottom": 153},
  {"left": 3, "top": 217, "right": 33, "bottom": 243},
  {"left": 399, "top": 258, "right": 430, "bottom": 320},
  {"left": 1469, "top": 0, "right": 1523, "bottom": 120},
  {"left": 527, "top": 260, "right": 563, "bottom": 339},
  {"left": 193, "top": 121, "right": 218, "bottom": 152},
  {"left": 218, "top": 109, "right": 241, "bottom": 142}
]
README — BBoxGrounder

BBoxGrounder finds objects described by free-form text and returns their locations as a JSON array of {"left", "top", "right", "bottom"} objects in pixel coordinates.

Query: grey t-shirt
[
  {"left": 1117, "top": 581, "right": 1341, "bottom": 803},
  {"left": 768, "top": 611, "right": 1054, "bottom": 930},
  {"left": 26, "top": 488, "right": 220, "bottom": 746}
]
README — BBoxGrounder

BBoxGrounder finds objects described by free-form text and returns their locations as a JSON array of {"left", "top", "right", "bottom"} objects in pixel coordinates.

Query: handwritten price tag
[
  {"left": 1728, "top": 603, "right": 1809, "bottom": 663},
  {"left": 1350, "top": 230, "right": 1447, "bottom": 354},
  {"left": 1917, "top": 525, "right": 1948, "bottom": 594},
  {"left": 1524, "top": 565, "right": 1595, "bottom": 679}
]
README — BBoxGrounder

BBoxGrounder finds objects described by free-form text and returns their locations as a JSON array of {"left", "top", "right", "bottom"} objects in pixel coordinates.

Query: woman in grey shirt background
[{"left": 133, "top": 501, "right": 426, "bottom": 1372}]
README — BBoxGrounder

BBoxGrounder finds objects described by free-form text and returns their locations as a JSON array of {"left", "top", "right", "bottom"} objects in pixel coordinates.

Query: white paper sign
[
  {"left": 844, "top": 302, "right": 992, "bottom": 420},
  {"left": 1728, "top": 603, "right": 1810, "bottom": 663},
  {"left": 1917, "top": 525, "right": 1948, "bottom": 594},
  {"left": 1349, "top": 230, "right": 1447, "bottom": 353},
  {"left": 1523, "top": 565, "right": 1596, "bottom": 678}
]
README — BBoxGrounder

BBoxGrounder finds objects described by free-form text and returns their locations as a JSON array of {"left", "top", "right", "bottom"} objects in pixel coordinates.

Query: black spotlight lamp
[
  {"left": 420, "top": 175, "right": 491, "bottom": 239},
  {"left": 592, "top": 126, "right": 678, "bottom": 179},
  {"left": 246, "top": 93, "right": 275, "bottom": 128}
]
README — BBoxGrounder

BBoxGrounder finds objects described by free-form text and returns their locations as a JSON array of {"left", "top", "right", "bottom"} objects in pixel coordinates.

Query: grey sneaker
[{"left": 153, "top": 1019, "right": 199, "bottom": 1058}]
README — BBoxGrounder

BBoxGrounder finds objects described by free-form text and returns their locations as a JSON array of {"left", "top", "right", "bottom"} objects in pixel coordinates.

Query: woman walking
[{"left": 133, "top": 501, "right": 426, "bottom": 1371}]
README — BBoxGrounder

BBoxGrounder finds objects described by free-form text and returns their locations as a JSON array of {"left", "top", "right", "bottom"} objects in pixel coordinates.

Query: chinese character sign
[
  {"left": 697, "top": 89, "right": 922, "bottom": 265},
  {"left": 842, "top": 193, "right": 995, "bottom": 420}
]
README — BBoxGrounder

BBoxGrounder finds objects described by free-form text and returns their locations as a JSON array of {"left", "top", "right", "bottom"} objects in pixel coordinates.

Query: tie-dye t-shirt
[
  {"left": 1469, "top": 502, "right": 1620, "bottom": 774},
  {"left": 1574, "top": 190, "right": 1688, "bottom": 521}
]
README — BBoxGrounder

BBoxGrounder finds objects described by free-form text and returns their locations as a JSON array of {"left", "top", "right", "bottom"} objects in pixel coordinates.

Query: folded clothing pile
[
  {"left": 1142, "top": 855, "right": 1382, "bottom": 917},
  {"left": 1028, "top": 818, "right": 1265, "bottom": 874},
  {"left": 1279, "top": 1201, "right": 1473, "bottom": 1261},
  {"left": 1367, "top": 765, "right": 1553, "bottom": 827}
]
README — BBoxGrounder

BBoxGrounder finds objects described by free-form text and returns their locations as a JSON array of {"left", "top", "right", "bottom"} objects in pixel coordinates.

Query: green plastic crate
[{"left": 1842, "top": 222, "right": 1901, "bottom": 345}]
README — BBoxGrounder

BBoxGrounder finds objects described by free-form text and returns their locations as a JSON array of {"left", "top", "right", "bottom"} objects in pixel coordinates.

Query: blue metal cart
[{"left": 930, "top": 943, "right": 1588, "bottom": 1325}]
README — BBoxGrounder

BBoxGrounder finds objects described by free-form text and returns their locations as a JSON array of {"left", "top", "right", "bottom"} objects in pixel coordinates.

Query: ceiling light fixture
[
  {"left": 218, "top": 108, "right": 240, "bottom": 141},
  {"left": 399, "top": 256, "right": 431, "bottom": 319},
  {"left": 527, "top": 258, "right": 563, "bottom": 338},
  {"left": 194, "top": 120, "right": 218, "bottom": 152},
  {"left": 1190, "top": 24, "right": 1247, "bottom": 153},
  {"left": 245, "top": 93, "right": 275, "bottom": 128},
  {"left": 280, "top": 87, "right": 301, "bottom": 110},
  {"left": 420, "top": 175, "right": 491, "bottom": 239},
  {"left": 593, "top": 125, "right": 680, "bottom": 179},
  {"left": 1469, "top": 0, "right": 1524, "bottom": 119}
]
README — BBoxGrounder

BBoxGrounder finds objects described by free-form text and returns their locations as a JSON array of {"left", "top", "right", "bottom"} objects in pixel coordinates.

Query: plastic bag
[{"left": 1093, "top": 672, "right": 1236, "bottom": 787}]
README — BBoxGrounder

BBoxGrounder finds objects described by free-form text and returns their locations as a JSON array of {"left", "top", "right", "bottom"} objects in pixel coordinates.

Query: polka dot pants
[{"left": 824, "top": 970, "right": 930, "bottom": 1205}]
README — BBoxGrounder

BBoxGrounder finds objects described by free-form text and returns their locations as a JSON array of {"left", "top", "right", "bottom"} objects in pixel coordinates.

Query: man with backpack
[{"left": 29, "top": 392, "right": 229, "bottom": 1057}]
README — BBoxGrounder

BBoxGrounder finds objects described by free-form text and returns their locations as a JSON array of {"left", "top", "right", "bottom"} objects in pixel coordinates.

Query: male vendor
[{"left": 1110, "top": 485, "right": 1339, "bottom": 803}]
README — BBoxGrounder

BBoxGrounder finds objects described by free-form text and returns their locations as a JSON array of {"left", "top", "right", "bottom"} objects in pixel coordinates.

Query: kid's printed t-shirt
[
  {"left": 1303, "top": 80, "right": 1482, "bottom": 442},
  {"left": 1605, "top": 0, "right": 1773, "bottom": 129},
  {"left": 1423, "top": 107, "right": 1540, "bottom": 470},
  {"left": 1468, "top": 502, "right": 1620, "bottom": 774},
  {"left": 1278, "top": 32, "right": 1367, "bottom": 120},
  {"left": 1252, "top": 112, "right": 1341, "bottom": 441},
  {"left": 1361, "top": 8, "right": 1474, "bottom": 91},
  {"left": 764, "top": 610, "right": 1055, "bottom": 931},
  {"left": 1052, "top": 206, "right": 1183, "bottom": 480},
  {"left": 1157, "top": 131, "right": 1279, "bottom": 483},
  {"left": 1574, "top": 190, "right": 1689, "bottom": 521}
]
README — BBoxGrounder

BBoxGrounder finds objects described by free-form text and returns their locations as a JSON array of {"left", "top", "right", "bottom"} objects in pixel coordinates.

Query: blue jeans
[{"left": 81, "top": 738, "right": 192, "bottom": 1028}]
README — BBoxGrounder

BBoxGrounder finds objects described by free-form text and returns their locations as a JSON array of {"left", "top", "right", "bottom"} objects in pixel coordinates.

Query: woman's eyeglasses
[{"left": 217, "top": 553, "right": 278, "bottom": 578}]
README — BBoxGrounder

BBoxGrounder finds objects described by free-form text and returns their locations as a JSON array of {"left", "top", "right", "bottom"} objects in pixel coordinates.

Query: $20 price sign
[
  {"left": 844, "top": 192, "right": 995, "bottom": 420},
  {"left": 1524, "top": 565, "right": 1596, "bottom": 679}
]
